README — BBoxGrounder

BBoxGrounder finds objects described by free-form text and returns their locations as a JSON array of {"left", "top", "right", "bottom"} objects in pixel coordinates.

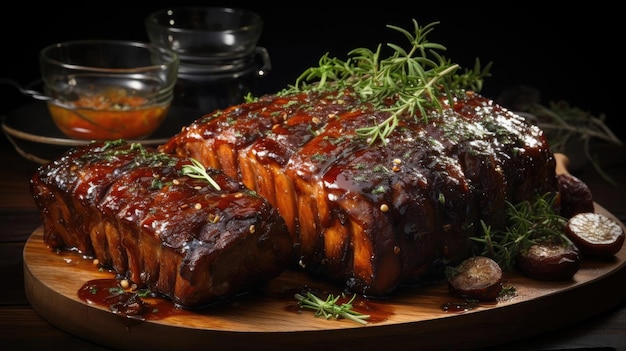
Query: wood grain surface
[{"left": 24, "top": 203, "right": 626, "bottom": 351}]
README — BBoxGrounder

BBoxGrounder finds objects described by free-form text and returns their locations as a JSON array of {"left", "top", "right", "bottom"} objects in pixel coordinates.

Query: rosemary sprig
[
  {"left": 523, "top": 101, "right": 622, "bottom": 186},
  {"left": 181, "top": 158, "right": 221, "bottom": 191},
  {"left": 286, "top": 19, "right": 491, "bottom": 145},
  {"left": 470, "top": 193, "right": 570, "bottom": 271},
  {"left": 523, "top": 101, "right": 621, "bottom": 149},
  {"left": 294, "top": 291, "right": 370, "bottom": 325}
]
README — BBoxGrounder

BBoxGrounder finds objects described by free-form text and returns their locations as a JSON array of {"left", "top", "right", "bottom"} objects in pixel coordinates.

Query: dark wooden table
[{"left": 1, "top": 123, "right": 625, "bottom": 350}]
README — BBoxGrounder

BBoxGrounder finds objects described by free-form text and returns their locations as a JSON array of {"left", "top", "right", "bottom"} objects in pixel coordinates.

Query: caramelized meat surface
[
  {"left": 159, "top": 89, "right": 558, "bottom": 296},
  {"left": 30, "top": 140, "right": 294, "bottom": 308}
]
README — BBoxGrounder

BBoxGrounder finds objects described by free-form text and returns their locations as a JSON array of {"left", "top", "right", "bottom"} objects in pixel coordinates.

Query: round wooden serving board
[{"left": 24, "top": 203, "right": 626, "bottom": 351}]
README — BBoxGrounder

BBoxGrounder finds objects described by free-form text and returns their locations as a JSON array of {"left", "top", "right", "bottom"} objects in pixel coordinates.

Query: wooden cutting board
[{"left": 23, "top": 203, "right": 626, "bottom": 351}]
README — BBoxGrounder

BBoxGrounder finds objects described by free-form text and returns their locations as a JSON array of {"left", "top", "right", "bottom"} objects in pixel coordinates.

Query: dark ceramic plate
[{"left": 1, "top": 102, "right": 203, "bottom": 164}]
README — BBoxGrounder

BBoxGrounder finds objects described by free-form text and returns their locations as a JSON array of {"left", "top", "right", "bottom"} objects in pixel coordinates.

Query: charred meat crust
[
  {"left": 30, "top": 140, "right": 294, "bottom": 308},
  {"left": 158, "top": 89, "right": 558, "bottom": 297}
]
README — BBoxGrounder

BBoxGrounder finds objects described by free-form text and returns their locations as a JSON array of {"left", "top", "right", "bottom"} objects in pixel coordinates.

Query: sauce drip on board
[
  {"left": 69, "top": 250, "right": 394, "bottom": 324},
  {"left": 77, "top": 278, "right": 185, "bottom": 321}
]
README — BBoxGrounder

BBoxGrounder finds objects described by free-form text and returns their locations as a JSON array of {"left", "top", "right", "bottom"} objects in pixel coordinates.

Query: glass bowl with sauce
[{"left": 39, "top": 40, "right": 179, "bottom": 140}]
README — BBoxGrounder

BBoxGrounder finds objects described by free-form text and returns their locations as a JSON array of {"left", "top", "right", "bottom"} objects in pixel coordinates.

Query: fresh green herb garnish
[
  {"left": 523, "top": 101, "right": 621, "bottom": 185},
  {"left": 181, "top": 158, "right": 221, "bottom": 191},
  {"left": 94, "top": 140, "right": 178, "bottom": 168},
  {"left": 295, "top": 291, "right": 370, "bottom": 325},
  {"left": 286, "top": 20, "right": 491, "bottom": 145},
  {"left": 499, "top": 285, "right": 517, "bottom": 298},
  {"left": 108, "top": 286, "right": 152, "bottom": 298},
  {"left": 471, "top": 193, "right": 570, "bottom": 271}
]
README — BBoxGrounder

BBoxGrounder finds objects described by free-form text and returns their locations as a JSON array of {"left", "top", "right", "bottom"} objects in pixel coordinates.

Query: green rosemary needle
[
  {"left": 471, "top": 193, "right": 569, "bottom": 271},
  {"left": 295, "top": 291, "right": 370, "bottom": 325},
  {"left": 286, "top": 19, "right": 491, "bottom": 145},
  {"left": 522, "top": 100, "right": 622, "bottom": 186},
  {"left": 181, "top": 158, "right": 221, "bottom": 191}
]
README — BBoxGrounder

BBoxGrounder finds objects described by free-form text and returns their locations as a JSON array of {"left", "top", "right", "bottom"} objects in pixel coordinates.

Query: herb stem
[
  {"left": 181, "top": 158, "right": 221, "bottom": 191},
  {"left": 295, "top": 292, "right": 370, "bottom": 325},
  {"left": 519, "top": 100, "right": 622, "bottom": 185},
  {"left": 471, "top": 193, "right": 569, "bottom": 271},
  {"left": 285, "top": 19, "right": 491, "bottom": 145}
]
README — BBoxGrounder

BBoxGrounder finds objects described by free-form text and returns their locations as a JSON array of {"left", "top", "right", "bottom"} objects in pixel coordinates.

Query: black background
[{"left": 1, "top": 3, "right": 621, "bottom": 139}]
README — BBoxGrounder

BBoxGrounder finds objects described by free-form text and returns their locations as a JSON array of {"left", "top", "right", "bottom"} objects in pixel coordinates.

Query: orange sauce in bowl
[{"left": 47, "top": 89, "right": 170, "bottom": 140}]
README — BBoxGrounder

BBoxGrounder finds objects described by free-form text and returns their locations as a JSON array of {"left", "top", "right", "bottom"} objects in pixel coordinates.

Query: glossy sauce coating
[
  {"left": 48, "top": 89, "right": 169, "bottom": 140},
  {"left": 30, "top": 140, "right": 294, "bottom": 308},
  {"left": 159, "top": 89, "right": 558, "bottom": 297}
]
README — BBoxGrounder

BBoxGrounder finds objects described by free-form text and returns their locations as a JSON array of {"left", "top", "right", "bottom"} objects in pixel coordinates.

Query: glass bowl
[
  {"left": 39, "top": 40, "right": 179, "bottom": 140},
  {"left": 144, "top": 6, "right": 263, "bottom": 63}
]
